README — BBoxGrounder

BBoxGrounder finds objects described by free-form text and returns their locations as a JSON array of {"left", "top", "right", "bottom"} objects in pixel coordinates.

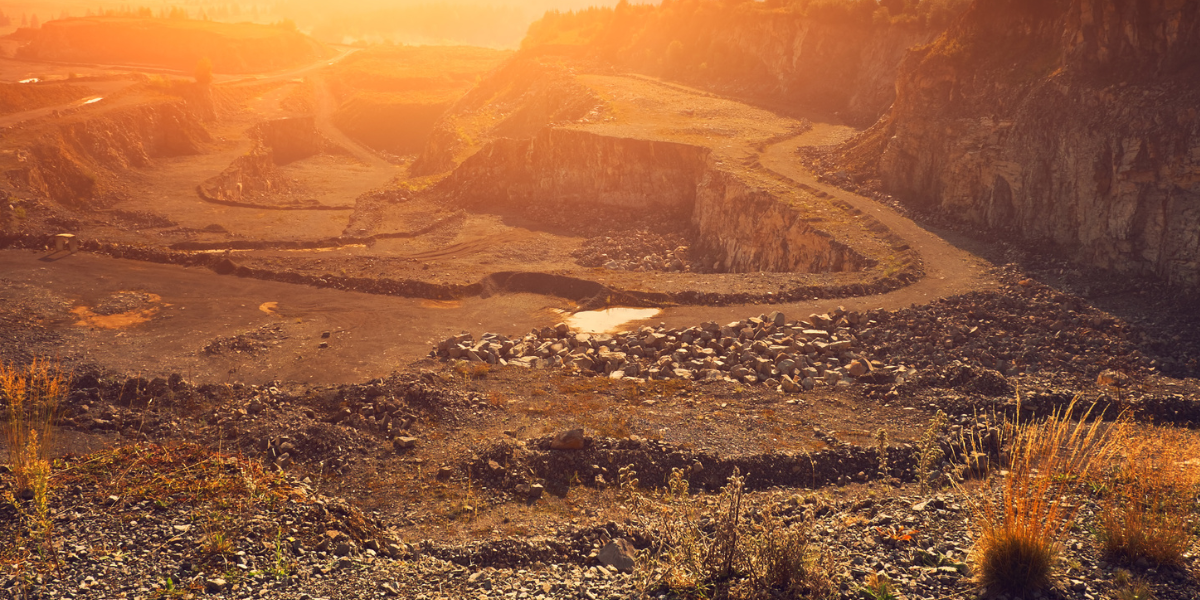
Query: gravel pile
[
  {"left": 434, "top": 308, "right": 911, "bottom": 394},
  {"left": 571, "top": 230, "right": 703, "bottom": 273}
]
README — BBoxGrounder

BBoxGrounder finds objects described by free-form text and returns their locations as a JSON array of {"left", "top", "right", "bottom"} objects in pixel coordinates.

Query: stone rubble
[{"left": 433, "top": 308, "right": 912, "bottom": 392}]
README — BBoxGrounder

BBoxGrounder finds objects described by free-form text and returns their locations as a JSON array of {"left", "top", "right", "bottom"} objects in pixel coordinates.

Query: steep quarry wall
[
  {"left": 199, "top": 117, "right": 325, "bottom": 203},
  {"left": 851, "top": 0, "right": 1200, "bottom": 287},
  {"left": 640, "top": 11, "right": 942, "bottom": 125},
  {"left": 5, "top": 101, "right": 209, "bottom": 206},
  {"left": 694, "top": 166, "right": 863, "bottom": 274},
  {"left": 437, "top": 128, "right": 867, "bottom": 274},
  {"left": 443, "top": 128, "right": 704, "bottom": 217},
  {"left": 522, "top": 1, "right": 965, "bottom": 126}
]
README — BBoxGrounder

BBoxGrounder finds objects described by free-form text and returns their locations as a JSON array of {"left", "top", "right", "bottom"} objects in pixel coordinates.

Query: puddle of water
[
  {"left": 559, "top": 307, "right": 661, "bottom": 334},
  {"left": 421, "top": 299, "right": 462, "bottom": 309},
  {"left": 19, "top": 78, "right": 39, "bottom": 84}
]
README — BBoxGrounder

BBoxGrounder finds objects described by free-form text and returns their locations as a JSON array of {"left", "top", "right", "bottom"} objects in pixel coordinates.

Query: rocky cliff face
[
  {"left": 522, "top": 1, "right": 965, "bottom": 126},
  {"left": 436, "top": 127, "right": 866, "bottom": 274},
  {"left": 638, "top": 10, "right": 943, "bottom": 125},
  {"left": 5, "top": 101, "right": 209, "bottom": 206},
  {"left": 844, "top": 0, "right": 1200, "bottom": 287}
]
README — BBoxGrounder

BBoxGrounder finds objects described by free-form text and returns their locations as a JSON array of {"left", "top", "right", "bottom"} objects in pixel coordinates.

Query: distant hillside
[
  {"left": 520, "top": 0, "right": 969, "bottom": 125},
  {"left": 15, "top": 17, "right": 330, "bottom": 73},
  {"left": 326, "top": 45, "right": 511, "bottom": 155}
]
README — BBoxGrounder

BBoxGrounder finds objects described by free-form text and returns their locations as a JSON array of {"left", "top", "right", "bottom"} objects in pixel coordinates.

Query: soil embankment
[{"left": 3, "top": 99, "right": 210, "bottom": 206}]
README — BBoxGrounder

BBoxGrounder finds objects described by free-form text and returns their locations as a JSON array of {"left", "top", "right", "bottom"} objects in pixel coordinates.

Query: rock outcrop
[
  {"left": 435, "top": 127, "right": 867, "bottom": 274},
  {"left": 839, "top": 0, "right": 1200, "bottom": 287},
  {"left": 199, "top": 117, "right": 331, "bottom": 204}
]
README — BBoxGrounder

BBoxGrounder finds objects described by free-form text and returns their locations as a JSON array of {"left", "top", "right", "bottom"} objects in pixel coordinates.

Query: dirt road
[
  {"left": 0, "top": 249, "right": 564, "bottom": 385},
  {"left": 647, "top": 122, "right": 996, "bottom": 328}
]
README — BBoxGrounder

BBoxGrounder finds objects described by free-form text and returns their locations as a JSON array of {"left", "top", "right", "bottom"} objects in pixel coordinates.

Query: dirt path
[
  {"left": 648, "top": 122, "right": 997, "bottom": 328},
  {"left": 309, "top": 72, "right": 394, "bottom": 170}
]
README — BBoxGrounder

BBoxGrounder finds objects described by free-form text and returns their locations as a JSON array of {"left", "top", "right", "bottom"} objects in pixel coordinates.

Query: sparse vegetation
[
  {"left": 965, "top": 399, "right": 1124, "bottom": 595},
  {"left": 916, "top": 410, "right": 947, "bottom": 493},
  {"left": 1097, "top": 425, "right": 1200, "bottom": 567},
  {"left": 623, "top": 467, "right": 833, "bottom": 598}
]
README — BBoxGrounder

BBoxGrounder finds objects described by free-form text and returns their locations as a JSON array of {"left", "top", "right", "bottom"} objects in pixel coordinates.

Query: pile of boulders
[{"left": 432, "top": 308, "right": 912, "bottom": 392}]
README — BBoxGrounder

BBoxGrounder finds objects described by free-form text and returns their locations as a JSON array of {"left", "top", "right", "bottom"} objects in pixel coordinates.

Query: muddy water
[{"left": 561, "top": 307, "right": 661, "bottom": 333}]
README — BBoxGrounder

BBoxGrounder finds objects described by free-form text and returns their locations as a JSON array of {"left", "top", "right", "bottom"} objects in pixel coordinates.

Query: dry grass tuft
[
  {"left": 1097, "top": 424, "right": 1200, "bottom": 567},
  {"left": 623, "top": 467, "right": 833, "bottom": 599},
  {"left": 967, "top": 397, "right": 1125, "bottom": 595}
]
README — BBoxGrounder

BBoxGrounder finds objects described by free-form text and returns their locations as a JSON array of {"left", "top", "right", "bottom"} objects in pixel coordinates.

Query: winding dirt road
[{"left": 649, "top": 122, "right": 996, "bottom": 329}]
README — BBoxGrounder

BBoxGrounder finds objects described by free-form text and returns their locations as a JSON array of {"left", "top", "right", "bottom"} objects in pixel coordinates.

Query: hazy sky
[{"left": 2, "top": 0, "right": 634, "bottom": 47}]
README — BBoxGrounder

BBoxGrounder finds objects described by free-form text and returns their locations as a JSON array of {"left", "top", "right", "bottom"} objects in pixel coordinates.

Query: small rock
[
  {"left": 205, "top": 578, "right": 227, "bottom": 593},
  {"left": 528, "top": 483, "right": 545, "bottom": 502},
  {"left": 550, "top": 428, "right": 585, "bottom": 450},
  {"left": 393, "top": 437, "right": 418, "bottom": 451},
  {"left": 598, "top": 539, "right": 636, "bottom": 572}
]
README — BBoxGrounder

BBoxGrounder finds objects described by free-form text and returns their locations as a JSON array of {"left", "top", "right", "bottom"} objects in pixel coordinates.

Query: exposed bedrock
[
  {"left": 849, "top": 0, "right": 1200, "bottom": 287},
  {"left": 435, "top": 127, "right": 868, "bottom": 274},
  {"left": 198, "top": 117, "right": 328, "bottom": 204},
  {"left": 4, "top": 101, "right": 209, "bottom": 206}
]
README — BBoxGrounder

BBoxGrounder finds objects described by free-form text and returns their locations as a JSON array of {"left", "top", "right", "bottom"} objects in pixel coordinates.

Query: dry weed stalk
[
  {"left": 1098, "top": 424, "right": 1200, "bottom": 566},
  {"left": 1, "top": 360, "right": 69, "bottom": 561},
  {"left": 620, "top": 466, "right": 832, "bottom": 599},
  {"left": 966, "top": 396, "right": 1125, "bottom": 594},
  {"left": 1, "top": 360, "right": 67, "bottom": 498}
]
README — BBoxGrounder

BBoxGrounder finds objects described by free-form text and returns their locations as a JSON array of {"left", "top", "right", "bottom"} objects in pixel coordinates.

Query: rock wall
[
  {"left": 639, "top": 10, "right": 944, "bottom": 125},
  {"left": 694, "top": 165, "right": 865, "bottom": 273},
  {"left": 521, "top": 1, "right": 965, "bottom": 126},
  {"left": 442, "top": 128, "right": 704, "bottom": 216},
  {"left": 252, "top": 117, "right": 323, "bottom": 165},
  {"left": 436, "top": 128, "right": 866, "bottom": 274},
  {"left": 198, "top": 118, "right": 326, "bottom": 203},
  {"left": 855, "top": 0, "right": 1200, "bottom": 287},
  {"left": 5, "top": 101, "right": 209, "bottom": 206}
]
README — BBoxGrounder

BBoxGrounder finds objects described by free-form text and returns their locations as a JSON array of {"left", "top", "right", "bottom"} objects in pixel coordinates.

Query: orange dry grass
[
  {"left": 1, "top": 360, "right": 68, "bottom": 497},
  {"left": 969, "top": 398, "right": 1125, "bottom": 594},
  {"left": 1098, "top": 425, "right": 1200, "bottom": 566}
]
